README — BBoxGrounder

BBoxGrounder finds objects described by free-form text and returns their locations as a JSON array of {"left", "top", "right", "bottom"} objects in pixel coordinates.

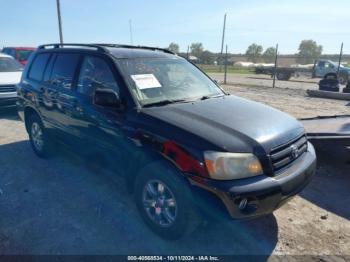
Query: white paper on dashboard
[{"left": 130, "top": 74, "right": 162, "bottom": 89}]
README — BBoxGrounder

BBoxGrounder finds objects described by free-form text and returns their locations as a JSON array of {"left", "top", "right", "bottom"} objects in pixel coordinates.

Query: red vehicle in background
[{"left": 1, "top": 47, "right": 36, "bottom": 66}]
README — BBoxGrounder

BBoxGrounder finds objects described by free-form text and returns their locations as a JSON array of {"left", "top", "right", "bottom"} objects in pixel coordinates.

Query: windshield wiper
[
  {"left": 143, "top": 99, "right": 194, "bottom": 108},
  {"left": 199, "top": 94, "right": 225, "bottom": 100}
]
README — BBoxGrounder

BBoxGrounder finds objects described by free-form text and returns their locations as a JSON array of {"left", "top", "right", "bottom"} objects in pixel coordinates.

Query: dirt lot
[
  {"left": 209, "top": 73, "right": 320, "bottom": 91},
  {"left": 0, "top": 78, "right": 349, "bottom": 257}
]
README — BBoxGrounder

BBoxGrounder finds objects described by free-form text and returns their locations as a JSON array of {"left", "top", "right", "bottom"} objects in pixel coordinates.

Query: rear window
[
  {"left": 50, "top": 53, "right": 80, "bottom": 89},
  {"left": 0, "top": 57, "right": 23, "bottom": 72},
  {"left": 28, "top": 53, "right": 51, "bottom": 81}
]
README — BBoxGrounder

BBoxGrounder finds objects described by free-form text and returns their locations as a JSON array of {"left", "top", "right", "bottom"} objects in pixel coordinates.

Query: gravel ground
[
  {"left": 221, "top": 84, "right": 349, "bottom": 119},
  {"left": 0, "top": 81, "right": 350, "bottom": 258},
  {"left": 209, "top": 73, "right": 321, "bottom": 91},
  {"left": 1, "top": 110, "right": 282, "bottom": 256},
  {"left": 208, "top": 73, "right": 349, "bottom": 118}
]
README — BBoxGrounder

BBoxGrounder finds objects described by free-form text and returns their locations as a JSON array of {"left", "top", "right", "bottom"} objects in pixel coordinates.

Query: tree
[
  {"left": 263, "top": 47, "right": 277, "bottom": 63},
  {"left": 245, "top": 43, "right": 263, "bottom": 63},
  {"left": 200, "top": 50, "right": 215, "bottom": 64},
  {"left": 168, "top": 42, "right": 180, "bottom": 54},
  {"left": 297, "top": 40, "right": 323, "bottom": 64},
  {"left": 190, "top": 43, "right": 204, "bottom": 60}
]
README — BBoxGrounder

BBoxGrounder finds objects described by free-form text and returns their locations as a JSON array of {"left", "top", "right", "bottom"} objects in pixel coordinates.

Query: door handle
[{"left": 73, "top": 100, "right": 83, "bottom": 113}]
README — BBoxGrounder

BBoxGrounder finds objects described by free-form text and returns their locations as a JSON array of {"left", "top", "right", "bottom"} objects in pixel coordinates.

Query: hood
[
  {"left": 340, "top": 66, "right": 350, "bottom": 72},
  {"left": 0, "top": 71, "right": 22, "bottom": 85},
  {"left": 141, "top": 95, "right": 304, "bottom": 153}
]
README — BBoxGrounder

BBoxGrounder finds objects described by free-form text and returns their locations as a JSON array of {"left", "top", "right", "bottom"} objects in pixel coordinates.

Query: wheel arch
[
  {"left": 125, "top": 148, "right": 191, "bottom": 194},
  {"left": 24, "top": 106, "right": 42, "bottom": 133}
]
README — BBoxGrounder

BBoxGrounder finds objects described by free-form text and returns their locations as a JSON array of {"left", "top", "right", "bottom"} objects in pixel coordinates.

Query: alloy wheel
[{"left": 142, "top": 180, "right": 177, "bottom": 227}]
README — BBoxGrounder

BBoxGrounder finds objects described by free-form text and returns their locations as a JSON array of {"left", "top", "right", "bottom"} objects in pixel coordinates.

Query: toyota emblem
[{"left": 290, "top": 144, "right": 299, "bottom": 159}]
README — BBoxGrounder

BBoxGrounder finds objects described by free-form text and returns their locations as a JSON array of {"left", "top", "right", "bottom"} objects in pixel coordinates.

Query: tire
[
  {"left": 134, "top": 162, "right": 201, "bottom": 240},
  {"left": 276, "top": 72, "right": 291, "bottom": 81},
  {"left": 28, "top": 113, "right": 51, "bottom": 158},
  {"left": 338, "top": 74, "right": 348, "bottom": 85}
]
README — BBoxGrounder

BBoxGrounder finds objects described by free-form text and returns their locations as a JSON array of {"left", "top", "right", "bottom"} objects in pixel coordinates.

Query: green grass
[{"left": 198, "top": 64, "right": 254, "bottom": 74}]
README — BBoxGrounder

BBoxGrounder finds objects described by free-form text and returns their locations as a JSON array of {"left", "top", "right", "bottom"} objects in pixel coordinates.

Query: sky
[{"left": 1, "top": 0, "right": 349, "bottom": 54}]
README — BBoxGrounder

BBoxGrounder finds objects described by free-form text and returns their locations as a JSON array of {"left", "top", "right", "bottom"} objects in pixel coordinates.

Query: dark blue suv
[{"left": 17, "top": 44, "right": 316, "bottom": 239}]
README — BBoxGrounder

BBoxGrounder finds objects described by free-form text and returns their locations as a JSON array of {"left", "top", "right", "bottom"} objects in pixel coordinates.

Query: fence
[{"left": 192, "top": 44, "right": 349, "bottom": 89}]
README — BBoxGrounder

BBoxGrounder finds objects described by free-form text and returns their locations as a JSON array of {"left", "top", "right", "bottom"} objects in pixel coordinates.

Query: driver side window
[{"left": 77, "top": 56, "right": 120, "bottom": 97}]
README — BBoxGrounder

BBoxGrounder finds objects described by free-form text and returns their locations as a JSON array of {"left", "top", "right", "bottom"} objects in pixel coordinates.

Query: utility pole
[
  {"left": 129, "top": 19, "right": 134, "bottom": 45},
  {"left": 337, "top": 42, "right": 344, "bottom": 77},
  {"left": 220, "top": 13, "right": 227, "bottom": 62},
  {"left": 224, "top": 45, "right": 228, "bottom": 84},
  {"left": 186, "top": 45, "right": 190, "bottom": 60},
  {"left": 56, "top": 0, "right": 64, "bottom": 44},
  {"left": 219, "top": 13, "right": 227, "bottom": 69},
  {"left": 272, "top": 44, "right": 279, "bottom": 88}
]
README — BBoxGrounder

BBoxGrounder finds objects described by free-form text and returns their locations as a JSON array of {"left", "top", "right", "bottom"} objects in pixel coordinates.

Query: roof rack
[
  {"left": 38, "top": 43, "right": 108, "bottom": 53},
  {"left": 37, "top": 43, "right": 175, "bottom": 55},
  {"left": 91, "top": 44, "right": 175, "bottom": 55}
]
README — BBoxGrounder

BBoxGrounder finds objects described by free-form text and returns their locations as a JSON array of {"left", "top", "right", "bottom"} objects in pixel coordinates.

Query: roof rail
[
  {"left": 93, "top": 44, "right": 175, "bottom": 55},
  {"left": 37, "top": 43, "right": 175, "bottom": 55},
  {"left": 38, "top": 43, "right": 108, "bottom": 53}
]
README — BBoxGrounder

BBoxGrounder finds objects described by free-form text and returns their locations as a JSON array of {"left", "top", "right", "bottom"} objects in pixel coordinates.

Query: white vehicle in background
[{"left": 0, "top": 53, "right": 23, "bottom": 107}]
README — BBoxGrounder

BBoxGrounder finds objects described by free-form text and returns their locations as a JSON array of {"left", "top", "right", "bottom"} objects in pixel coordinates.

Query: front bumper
[
  {"left": 190, "top": 142, "right": 317, "bottom": 219},
  {"left": 0, "top": 92, "right": 17, "bottom": 107}
]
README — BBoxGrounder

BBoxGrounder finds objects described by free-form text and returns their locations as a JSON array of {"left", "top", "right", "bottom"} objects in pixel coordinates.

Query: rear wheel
[
  {"left": 276, "top": 72, "right": 291, "bottom": 81},
  {"left": 338, "top": 74, "right": 348, "bottom": 85},
  {"left": 134, "top": 162, "right": 201, "bottom": 240},
  {"left": 28, "top": 114, "right": 51, "bottom": 158}
]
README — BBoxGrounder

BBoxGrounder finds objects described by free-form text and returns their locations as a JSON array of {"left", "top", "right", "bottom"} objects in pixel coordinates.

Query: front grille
[
  {"left": 0, "top": 85, "right": 16, "bottom": 93},
  {"left": 270, "top": 135, "right": 308, "bottom": 173}
]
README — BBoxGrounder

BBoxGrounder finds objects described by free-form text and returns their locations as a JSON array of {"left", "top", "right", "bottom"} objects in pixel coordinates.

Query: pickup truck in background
[{"left": 255, "top": 59, "right": 350, "bottom": 84}]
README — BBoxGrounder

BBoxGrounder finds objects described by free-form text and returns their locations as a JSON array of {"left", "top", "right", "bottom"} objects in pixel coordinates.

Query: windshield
[
  {"left": 117, "top": 58, "right": 224, "bottom": 106},
  {"left": 17, "top": 49, "right": 34, "bottom": 61},
  {"left": 0, "top": 57, "right": 23, "bottom": 72}
]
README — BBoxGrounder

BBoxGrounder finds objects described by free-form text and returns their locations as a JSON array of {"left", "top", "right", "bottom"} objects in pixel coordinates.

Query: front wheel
[{"left": 134, "top": 162, "right": 201, "bottom": 240}]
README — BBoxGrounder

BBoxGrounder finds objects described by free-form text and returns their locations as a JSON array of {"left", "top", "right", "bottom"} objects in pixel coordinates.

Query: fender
[{"left": 125, "top": 130, "right": 208, "bottom": 192}]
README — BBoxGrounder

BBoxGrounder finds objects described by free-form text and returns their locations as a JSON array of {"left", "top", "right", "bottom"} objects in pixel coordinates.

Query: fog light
[{"left": 238, "top": 198, "right": 248, "bottom": 210}]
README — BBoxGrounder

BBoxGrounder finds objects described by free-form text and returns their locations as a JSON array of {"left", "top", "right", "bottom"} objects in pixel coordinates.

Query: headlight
[{"left": 204, "top": 151, "right": 263, "bottom": 180}]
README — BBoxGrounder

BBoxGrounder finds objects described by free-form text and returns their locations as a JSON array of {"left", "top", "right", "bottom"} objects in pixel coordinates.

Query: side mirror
[{"left": 93, "top": 89, "right": 122, "bottom": 109}]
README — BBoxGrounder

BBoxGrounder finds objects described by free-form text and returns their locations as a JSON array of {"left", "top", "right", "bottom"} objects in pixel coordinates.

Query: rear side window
[
  {"left": 28, "top": 53, "right": 51, "bottom": 81},
  {"left": 50, "top": 53, "right": 80, "bottom": 89}
]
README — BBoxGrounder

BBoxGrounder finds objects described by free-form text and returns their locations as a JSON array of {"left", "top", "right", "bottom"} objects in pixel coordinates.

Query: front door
[{"left": 68, "top": 55, "right": 128, "bottom": 165}]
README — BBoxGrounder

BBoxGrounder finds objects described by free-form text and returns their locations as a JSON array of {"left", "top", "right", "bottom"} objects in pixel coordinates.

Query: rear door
[
  {"left": 45, "top": 52, "right": 81, "bottom": 139},
  {"left": 26, "top": 52, "right": 52, "bottom": 118}
]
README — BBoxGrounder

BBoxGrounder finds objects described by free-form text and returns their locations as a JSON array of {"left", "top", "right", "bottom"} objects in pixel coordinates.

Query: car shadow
[
  {"left": 0, "top": 106, "right": 19, "bottom": 121},
  {"left": 299, "top": 140, "right": 350, "bottom": 221},
  {"left": 0, "top": 140, "right": 278, "bottom": 255}
]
